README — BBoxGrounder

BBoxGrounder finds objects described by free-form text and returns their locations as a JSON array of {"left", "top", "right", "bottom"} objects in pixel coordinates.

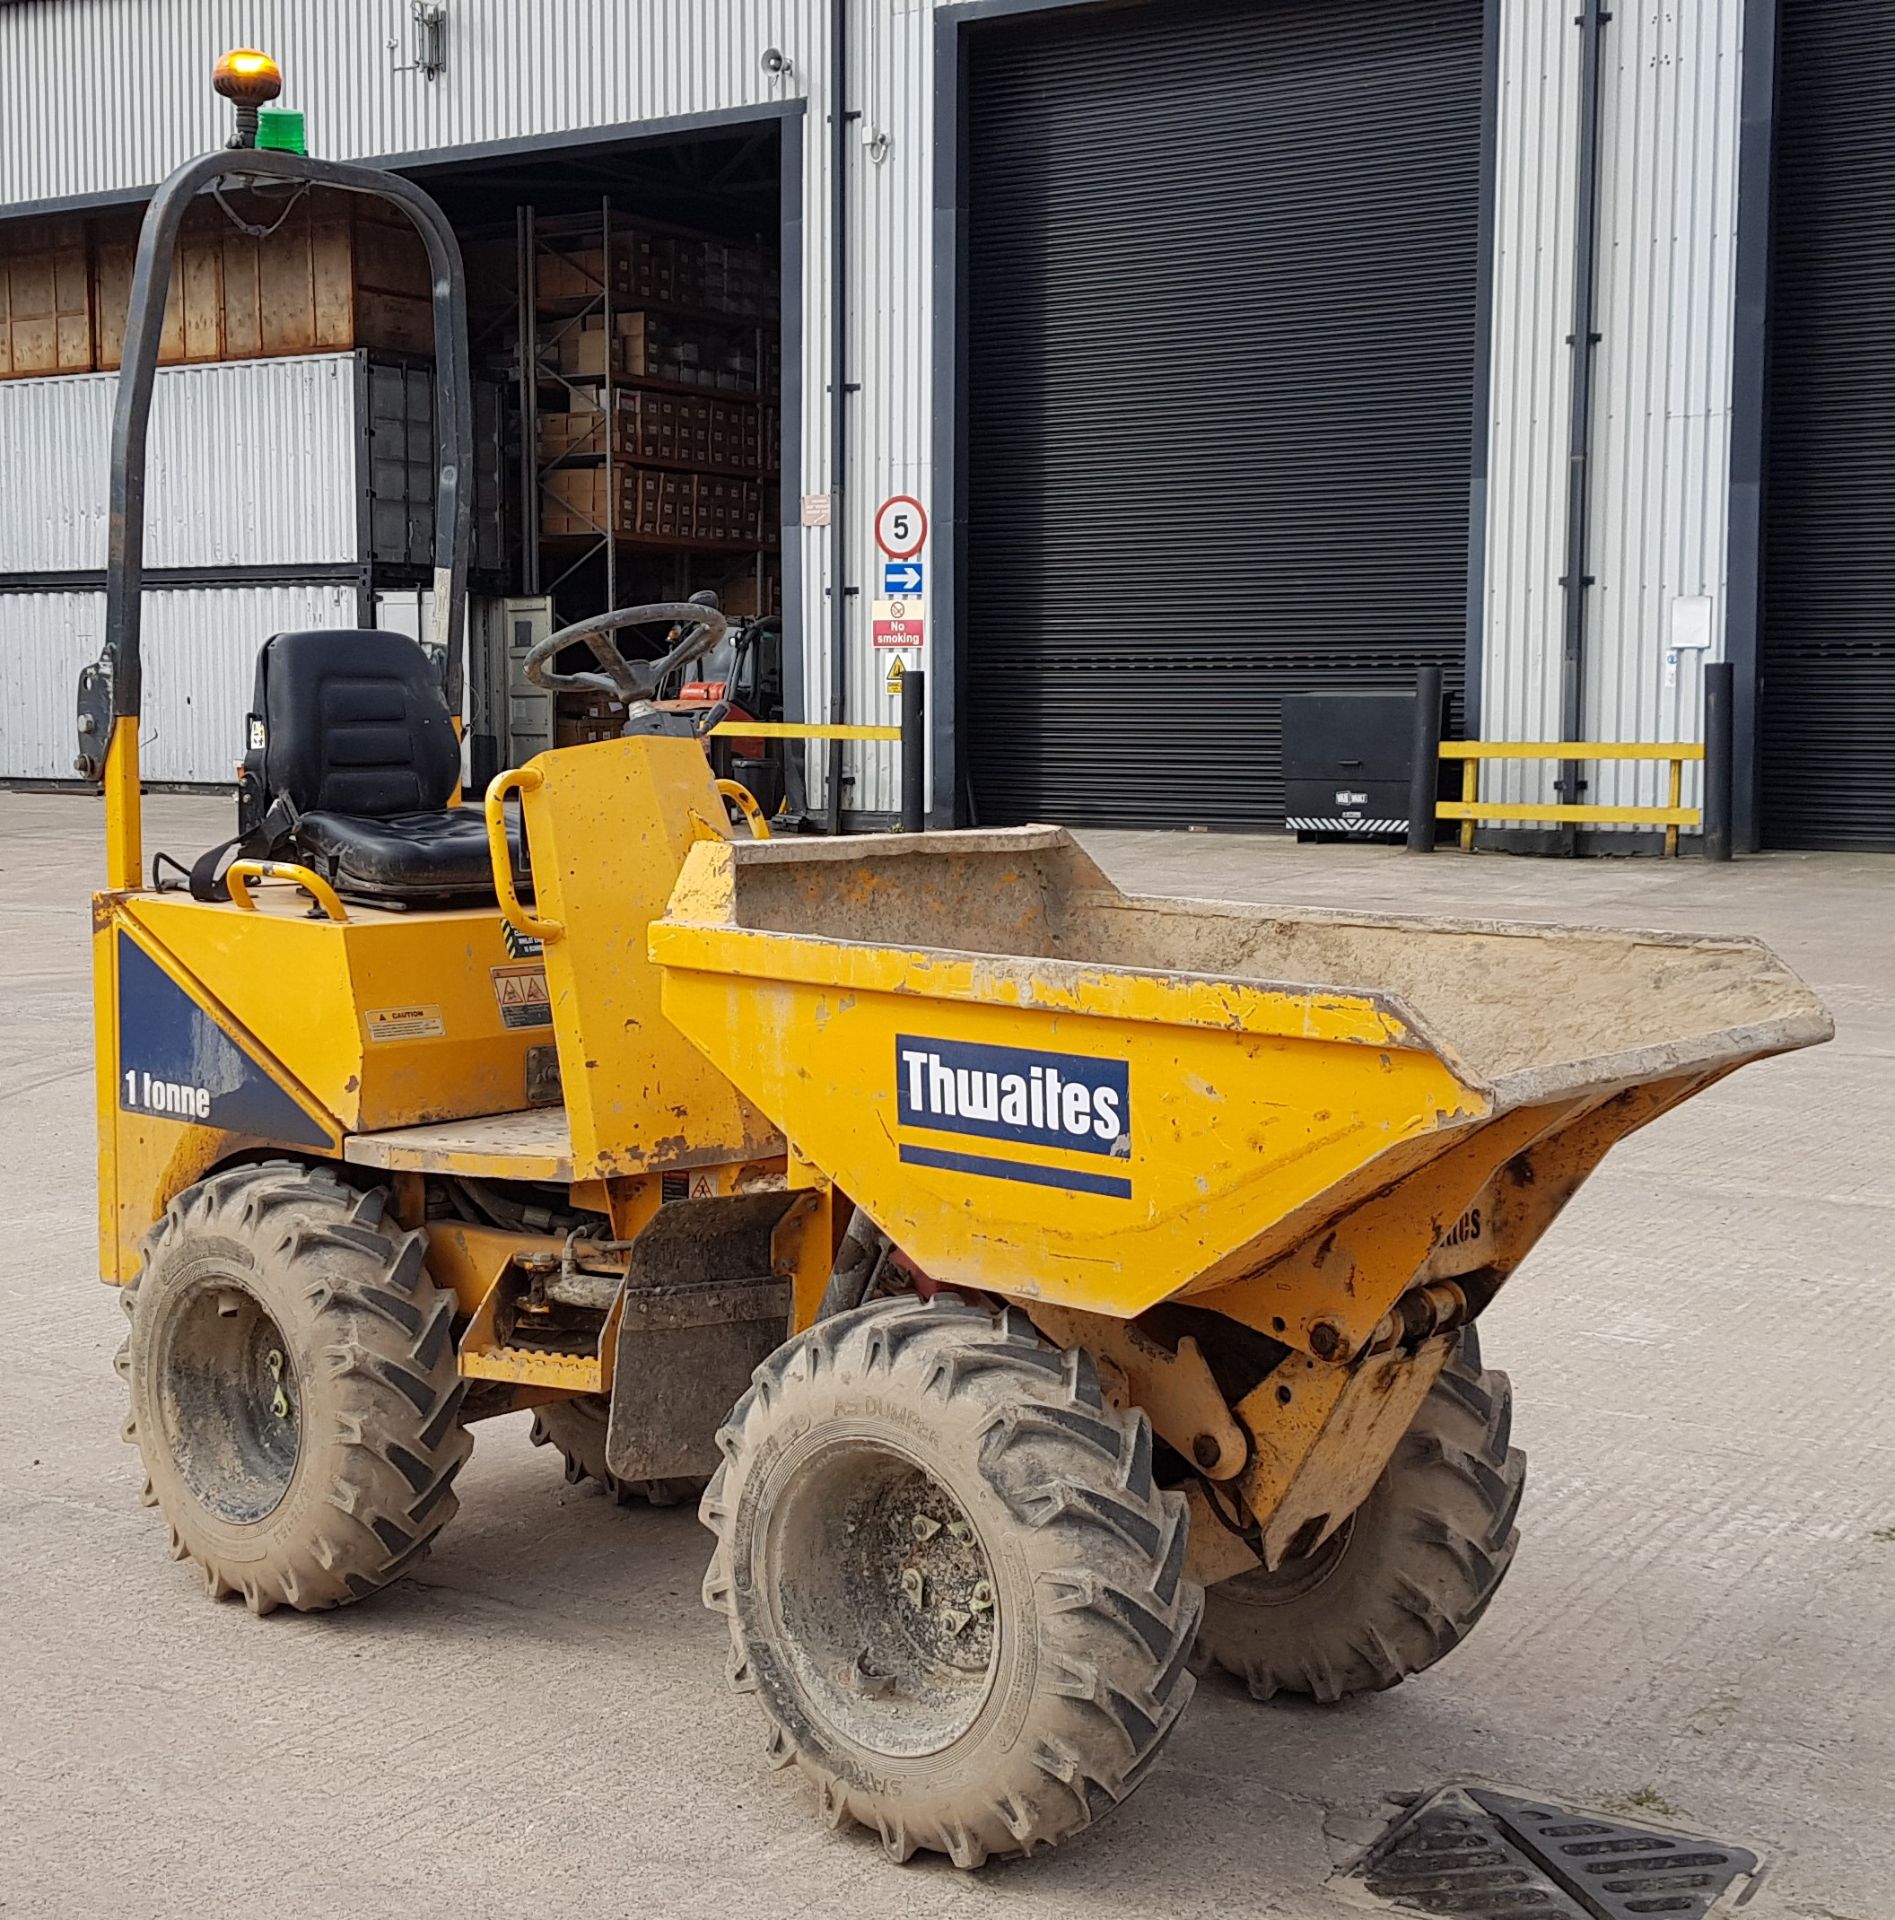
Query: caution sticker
[
  {"left": 365, "top": 1005, "right": 446, "bottom": 1043},
  {"left": 491, "top": 963, "right": 553, "bottom": 1029}
]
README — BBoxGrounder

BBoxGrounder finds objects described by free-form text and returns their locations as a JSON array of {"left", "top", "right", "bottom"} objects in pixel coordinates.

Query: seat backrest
[{"left": 256, "top": 629, "right": 460, "bottom": 818}]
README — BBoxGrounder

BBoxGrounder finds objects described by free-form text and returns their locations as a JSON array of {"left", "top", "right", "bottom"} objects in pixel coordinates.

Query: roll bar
[{"left": 77, "top": 145, "right": 473, "bottom": 890}]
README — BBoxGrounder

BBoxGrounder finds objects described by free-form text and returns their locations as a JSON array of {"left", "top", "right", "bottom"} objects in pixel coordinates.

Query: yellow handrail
[
  {"left": 483, "top": 766, "right": 565, "bottom": 942},
  {"left": 225, "top": 860, "right": 350, "bottom": 922},
  {"left": 716, "top": 778, "right": 773, "bottom": 839},
  {"left": 1439, "top": 741, "right": 1703, "bottom": 856}
]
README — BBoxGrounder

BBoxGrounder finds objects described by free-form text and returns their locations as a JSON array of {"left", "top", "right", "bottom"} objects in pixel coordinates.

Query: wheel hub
[
  {"left": 764, "top": 1440, "right": 999, "bottom": 1760},
  {"left": 1222, "top": 1511, "right": 1357, "bottom": 1609},
  {"left": 156, "top": 1278, "right": 301, "bottom": 1525}
]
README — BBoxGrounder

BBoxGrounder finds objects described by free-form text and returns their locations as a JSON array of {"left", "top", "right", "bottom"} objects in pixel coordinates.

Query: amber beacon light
[{"left": 212, "top": 48, "right": 283, "bottom": 147}]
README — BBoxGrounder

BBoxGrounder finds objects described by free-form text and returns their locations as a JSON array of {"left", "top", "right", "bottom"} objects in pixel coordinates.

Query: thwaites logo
[{"left": 895, "top": 1035, "right": 1131, "bottom": 1198}]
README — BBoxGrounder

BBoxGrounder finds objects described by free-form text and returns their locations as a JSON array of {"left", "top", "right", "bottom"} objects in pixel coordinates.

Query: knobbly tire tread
[
  {"left": 1194, "top": 1329, "right": 1524, "bottom": 1703},
  {"left": 528, "top": 1394, "right": 705, "bottom": 1507},
  {"left": 117, "top": 1161, "right": 471, "bottom": 1614},
  {"left": 700, "top": 1295, "right": 1203, "bottom": 1866}
]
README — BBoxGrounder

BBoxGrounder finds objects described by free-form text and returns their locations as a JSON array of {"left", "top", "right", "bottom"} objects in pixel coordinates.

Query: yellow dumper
[
  {"left": 649, "top": 824, "right": 1829, "bottom": 1859},
  {"left": 93, "top": 73, "right": 1831, "bottom": 1875}
]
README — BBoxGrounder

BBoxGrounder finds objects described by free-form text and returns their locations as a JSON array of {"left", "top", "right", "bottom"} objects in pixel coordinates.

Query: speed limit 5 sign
[{"left": 874, "top": 495, "right": 927, "bottom": 560}]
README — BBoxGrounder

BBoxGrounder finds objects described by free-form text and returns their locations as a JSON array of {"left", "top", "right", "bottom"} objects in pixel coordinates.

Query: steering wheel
[{"left": 521, "top": 596, "right": 729, "bottom": 709}]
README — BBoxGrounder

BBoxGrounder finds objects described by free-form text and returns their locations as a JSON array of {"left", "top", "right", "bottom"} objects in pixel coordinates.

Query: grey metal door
[{"left": 961, "top": 0, "right": 1487, "bottom": 827}]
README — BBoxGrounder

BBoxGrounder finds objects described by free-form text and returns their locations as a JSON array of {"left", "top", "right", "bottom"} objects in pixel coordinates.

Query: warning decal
[
  {"left": 365, "top": 1005, "right": 446, "bottom": 1043},
  {"left": 491, "top": 963, "right": 553, "bottom": 1030}
]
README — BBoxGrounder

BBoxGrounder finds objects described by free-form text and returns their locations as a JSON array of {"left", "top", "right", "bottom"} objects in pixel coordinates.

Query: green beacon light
[{"left": 255, "top": 107, "right": 307, "bottom": 155}]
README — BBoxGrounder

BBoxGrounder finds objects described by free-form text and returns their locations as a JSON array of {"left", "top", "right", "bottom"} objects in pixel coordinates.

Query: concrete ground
[{"left": 3, "top": 790, "right": 1891, "bottom": 1920}]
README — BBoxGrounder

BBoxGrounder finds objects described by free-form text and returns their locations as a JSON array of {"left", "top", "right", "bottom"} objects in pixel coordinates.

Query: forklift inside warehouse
[{"left": 0, "top": 118, "right": 790, "bottom": 801}]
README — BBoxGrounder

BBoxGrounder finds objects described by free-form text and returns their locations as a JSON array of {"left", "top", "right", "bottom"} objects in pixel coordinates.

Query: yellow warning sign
[
  {"left": 490, "top": 964, "right": 553, "bottom": 1030},
  {"left": 885, "top": 655, "right": 906, "bottom": 699},
  {"left": 365, "top": 1004, "right": 445, "bottom": 1043}
]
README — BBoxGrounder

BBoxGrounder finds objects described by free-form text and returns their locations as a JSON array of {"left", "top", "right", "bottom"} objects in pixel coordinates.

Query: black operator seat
[{"left": 249, "top": 629, "right": 531, "bottom": 907}]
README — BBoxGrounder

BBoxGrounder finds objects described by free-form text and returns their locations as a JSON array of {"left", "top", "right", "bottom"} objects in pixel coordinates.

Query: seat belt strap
[{"left": 183, "top": 793, "right": 300, "bottom": 902}]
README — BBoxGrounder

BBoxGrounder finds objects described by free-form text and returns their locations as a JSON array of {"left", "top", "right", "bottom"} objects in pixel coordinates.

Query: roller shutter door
[
  {"left": 1761, "top": 0, "right": 1895, "bottom": 849},
  {"left": 962, "top": 0, "right": 1485, "bottom": 828}
]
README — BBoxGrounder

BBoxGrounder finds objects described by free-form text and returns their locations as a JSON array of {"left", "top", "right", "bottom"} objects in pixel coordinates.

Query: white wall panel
[
  {"left": 0, "top": 356, "right": 358, "bottom": 571},
  {"left": 1482, "top": 0, "right": 1748, "bottom": 830},
  {"left": 141, "top": 582, "right": 357, "bottom": 785},
  {"left": 0, "top": 581, "right": 354, "bottom": 783},
  {"left": 1585, "top": 0, "right": 1745, "bottom": 819},
  {"left": 0, "top": 2, "right": 814, "bottom": 207},
  {"left": 0, "top": 589, "right": 100, "bottom": 780},
  {"left": 1479, "top": 0, "right": 1579, "bottom": 810}
]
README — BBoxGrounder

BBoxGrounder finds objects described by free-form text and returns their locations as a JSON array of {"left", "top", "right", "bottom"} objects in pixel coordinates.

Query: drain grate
[{"left": 1336, "top": 1783, "right": 1763, "bottom": 1919}]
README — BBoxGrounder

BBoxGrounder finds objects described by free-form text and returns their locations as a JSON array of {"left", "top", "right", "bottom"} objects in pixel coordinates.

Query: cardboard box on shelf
[
  {"left": 538, "top": 246, "right": 608, "bottom": 301},
  {"left": 554, "top": 688, "right": 627, "bottom": 748},
  {"left": 538, "top": 388, "right": 775, "bottom": 475},
  {"left": 541, "top": 467, "right": 608, "bottom": 537},
  {"left": 543, "top": 462, "right": 771, "bottom": 546},
  {"left": 0, "top": 218, "right": 92, "bottom": 376},
  {"left": 5, "top": 193, "right": 437, "bottom": 378}
]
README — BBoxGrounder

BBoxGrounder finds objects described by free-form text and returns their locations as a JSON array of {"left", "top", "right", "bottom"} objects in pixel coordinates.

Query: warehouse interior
[
  {"left": 0, "top": 118, "right": 787, "bottom": 794},
  {"left": 370, "top": 120, "right": 791, "bottom": 787},
  {"left": 402, "top": 125, "right": 787, "bottom": 785}
]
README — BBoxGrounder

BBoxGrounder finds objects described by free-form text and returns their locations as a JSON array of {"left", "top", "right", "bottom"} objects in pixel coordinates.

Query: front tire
[
  {"left": 701, "top": 1296, "right": 1202, "bottom": 1867},
  {"left": 1195, "top": 1330, "right": 1524, "bottom": 1702},
  {"left": 117, "top": 1162, "right": 471, "bottom": 1614}
]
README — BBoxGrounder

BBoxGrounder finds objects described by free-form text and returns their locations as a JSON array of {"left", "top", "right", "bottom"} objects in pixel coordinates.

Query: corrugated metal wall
[
  {"left": 0, "top": 356, "right": 358, "bottom": 571},
  {"left": 0, "top": 2, "right": 816, "bottom": 204},
  {"left": 0, "top": 590, "right": 99, "bottom": 782},
  {"left": 1585, "top": 0, "right": 1744, "bottom": 819},
  {"left": 850, "top": 0, "right": 938, "bottom": 813},
  {"left": 1480, "top": 0, "right": 1578, "bottom": 813},
  {"left": 0, "top": 0, "right": 1761, "bottom": 830},
  {"left": 0, "top": 0, "right": 864, "bottom": 801},
  {"left": 0, "top": 582, "right": 354, "bottom": 782},
  {"left": 1481, "top": 0, "right": 1748, "bottom": 827}
]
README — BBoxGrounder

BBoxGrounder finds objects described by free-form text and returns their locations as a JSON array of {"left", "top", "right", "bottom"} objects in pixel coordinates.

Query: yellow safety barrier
[
  {"left": 707, "top": 721, "right": 900, "bottom": 742},
  {"left": 1438, "top": 741, "right": 1704, "bottom": 857},
  {"left": 707, "top": 704, "right": 926, "bottom": 834}
]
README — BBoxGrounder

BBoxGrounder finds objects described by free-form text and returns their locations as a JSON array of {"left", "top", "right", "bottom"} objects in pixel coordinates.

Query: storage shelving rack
[{"left": 514, "top": 198, "right": 779, "bottom": 613}]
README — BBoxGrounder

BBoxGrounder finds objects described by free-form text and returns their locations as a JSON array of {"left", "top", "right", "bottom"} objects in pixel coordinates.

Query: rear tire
[
  {"left": 701, "top": 1296, "right": 1201, "bottom": 1866},
  {"left": 117, "top": 1162, "right": 471, "bottom": 1614},
  {"left": 1194, "top": 1330, "right": 1523, "bottom": 1702},
  {"left": 529, "top": 1394, "right": 705, "bottom": 1508}
]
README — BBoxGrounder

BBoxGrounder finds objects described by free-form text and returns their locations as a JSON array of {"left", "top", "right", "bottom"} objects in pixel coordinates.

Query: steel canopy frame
[{"left": 75, "top": 145, "right": 475, "bottom": 890}]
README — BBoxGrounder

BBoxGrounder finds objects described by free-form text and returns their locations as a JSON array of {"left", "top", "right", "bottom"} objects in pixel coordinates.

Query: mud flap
[{"left": 606, "top": 1275, "right": 791, "bottom": 1483}]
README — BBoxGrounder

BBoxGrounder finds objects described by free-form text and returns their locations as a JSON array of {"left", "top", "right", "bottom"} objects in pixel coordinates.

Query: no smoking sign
[{"left": 872, "top": 596, "right": 925, "bottom": 648}]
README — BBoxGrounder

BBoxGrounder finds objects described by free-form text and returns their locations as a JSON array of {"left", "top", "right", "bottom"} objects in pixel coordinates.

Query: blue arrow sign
[{"left": 883, "top": 561, "right": 925, "bottom": 595}]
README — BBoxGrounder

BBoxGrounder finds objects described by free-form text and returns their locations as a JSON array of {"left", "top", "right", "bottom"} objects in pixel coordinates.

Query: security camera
[{"left": 761, "top": 46, "right": 791, "bottom": 77}]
